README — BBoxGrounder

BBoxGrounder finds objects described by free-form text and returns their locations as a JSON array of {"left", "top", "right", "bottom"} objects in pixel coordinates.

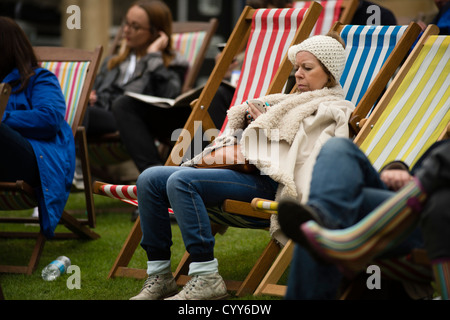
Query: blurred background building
[{"left": 0, "top": 0, "right": 441, "bottom": 86}]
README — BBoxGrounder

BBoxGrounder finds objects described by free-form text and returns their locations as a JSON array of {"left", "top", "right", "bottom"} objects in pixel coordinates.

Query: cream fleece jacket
[{"left": 183, "top": 85, "right": 355, "bottom": 243}]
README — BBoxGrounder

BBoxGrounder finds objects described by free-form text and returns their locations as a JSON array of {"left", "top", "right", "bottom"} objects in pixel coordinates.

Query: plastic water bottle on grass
[{"left": 42, "top": 256, "right": 71, "bottom": 281}]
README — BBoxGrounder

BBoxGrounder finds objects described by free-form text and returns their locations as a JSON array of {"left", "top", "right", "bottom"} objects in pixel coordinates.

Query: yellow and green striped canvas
[
  {"left": 40, "top": 61, "right": 90, "bottom": 128},
  {"left": 360, "top": 36, "right": 450, "bottom": 171}
]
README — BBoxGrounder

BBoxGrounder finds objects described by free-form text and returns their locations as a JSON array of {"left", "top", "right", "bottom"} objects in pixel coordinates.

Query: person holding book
[{"left": 85, "top": 0, "right": 188, "bottom": 142}]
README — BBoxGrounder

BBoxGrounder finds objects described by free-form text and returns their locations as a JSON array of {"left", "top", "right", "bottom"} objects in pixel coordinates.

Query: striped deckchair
[
  {"left": 294, "top": 0, "right": 358, "bottom": 35},
  {"left": 172, "top": 19, "right": 219, "bottom": 93},
  {"left": 40, "top": 60, "right": 89, "bottom": 132},
  {"left": 93, "top": 4, "right": 323, "bottom": 297},
  {"left": 0, "top": 46, "right": 103, "bottom": 275}
]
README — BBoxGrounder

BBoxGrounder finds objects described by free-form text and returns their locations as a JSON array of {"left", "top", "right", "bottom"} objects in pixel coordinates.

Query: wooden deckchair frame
[
  {"left": 339, "top": 0, "right": 358, "bottom": 24},
  {"left": 0, "top": 83, "right": 11, "bottom": 125}
]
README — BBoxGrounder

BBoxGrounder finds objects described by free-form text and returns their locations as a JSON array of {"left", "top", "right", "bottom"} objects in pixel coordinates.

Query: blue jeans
[
  {"left": 136, "top": 166, "right": 278, "bottom": 263},
  {"left": 286, "top": 138, "right": 424, "bottom": 299}
]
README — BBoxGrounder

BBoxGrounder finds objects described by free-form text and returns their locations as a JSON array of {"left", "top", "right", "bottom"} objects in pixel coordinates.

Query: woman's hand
[
  {"left": 245, "top": 101, "right": 268, "bottom": 125},
  {"left": 89, "top": 90, "right": 97, "bottom": 106},
  {"left": 380, "top": 169, "right": 413, "bottom": 191},
  {"left": 147, "top": 31, "right": 169, "bottom": 54}
]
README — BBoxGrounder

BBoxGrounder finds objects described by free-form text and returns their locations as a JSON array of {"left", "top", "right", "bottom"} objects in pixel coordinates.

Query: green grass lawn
[{"left": 0, "top": 192, "right": 287, "bottom": 300}]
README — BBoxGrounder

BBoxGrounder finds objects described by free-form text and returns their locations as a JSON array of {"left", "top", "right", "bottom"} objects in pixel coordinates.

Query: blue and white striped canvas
[{"left": 340, "top": 25, "right": 408, "bottom": 109}]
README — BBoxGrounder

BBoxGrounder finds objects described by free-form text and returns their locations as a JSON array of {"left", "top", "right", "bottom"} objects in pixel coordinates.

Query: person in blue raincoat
[{"left": 0, "top": 16, "right": 75, "bottom": 238}]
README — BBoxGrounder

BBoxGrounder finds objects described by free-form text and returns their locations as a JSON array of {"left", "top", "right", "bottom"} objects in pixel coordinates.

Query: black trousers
[
  {"left": 111, "top": 85, "right": 233, "bottom": 173},
  {"left": 415, "top": 140, "right": 450, "bottom": 260},
  {"left": 0, "top": 123, "right": 40, "bottom": 187},
  {"left": 83, "top": 105, "right": 117, "bottom": 137},
  {"left": 112, "top": 96, "right": 192, "bottom": 172}
]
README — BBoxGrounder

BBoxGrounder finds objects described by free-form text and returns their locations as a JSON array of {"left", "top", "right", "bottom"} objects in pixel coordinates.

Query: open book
[
  {"left": 125, "top": 85, "right": 204, "bottom": 109},
  {"left": 125, "top": 81, "right": 235, "bottom": 109}
]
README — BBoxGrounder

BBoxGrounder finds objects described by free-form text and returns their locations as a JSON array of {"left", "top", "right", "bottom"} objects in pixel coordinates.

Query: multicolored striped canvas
[
  {"left": 294, "top": 0, "right": 343, "bottom": 36},
  {"left": 340, "top": 24, "right": 408, "bottom": 107},
  {"left": 172, "top": 31, "right": 206, "bottom": 68},
  {"left": 375, "top": 256, "right": 433, "bottom": 284},
  {"left": 39, "top": 61, "right": 90, "bottom": 127},
  {"left": 359, "top": 36, "right": 450, "bottom": 171}
]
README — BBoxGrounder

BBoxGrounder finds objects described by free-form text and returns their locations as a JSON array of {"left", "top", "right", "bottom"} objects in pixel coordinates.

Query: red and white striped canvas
[
  {"left": 100, "top": 183, "right": 175, "bottom": 214},
  {"left": 101, "top": 184, "right": 138, "bottom": 206},
  {"left": 220, "top": 7, "right": 308, "bottom": 133},
  {"left": 294, "top": 0, "right": 343, "bottom": 36}
]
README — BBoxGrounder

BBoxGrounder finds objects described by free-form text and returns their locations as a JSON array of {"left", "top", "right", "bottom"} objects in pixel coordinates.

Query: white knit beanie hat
[{"left": 288, "top": 35, "right": 346, "bottom": 81}]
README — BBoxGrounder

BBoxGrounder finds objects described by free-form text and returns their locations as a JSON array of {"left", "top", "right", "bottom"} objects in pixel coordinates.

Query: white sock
[
  {"left": 146, "top": 260, "right": 171, "bottom": 276},
  {"left": 188, "top": 258, "right": 218, "bottom": 276}
]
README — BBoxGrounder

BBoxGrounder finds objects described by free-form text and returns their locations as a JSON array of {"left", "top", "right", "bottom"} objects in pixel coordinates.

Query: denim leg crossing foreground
[
  {"left": 307, "top": 137, "right": 393, "bottom": 229},
  {"left": 286, "top": 138, "right": 424, "bottom": 299},
  {"left": 137, "top": 166, "right": 278, "bottom": 263}
]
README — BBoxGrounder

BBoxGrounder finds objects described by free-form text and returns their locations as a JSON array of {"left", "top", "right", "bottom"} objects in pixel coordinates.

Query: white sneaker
[
  {"left": 130, "top": 273, "right": 178, "bottom": 300},
  {"left": 72, "top": 158, "right": 84, "bottom": 190},
  {"left": 165, "top": 273, "right": 228, "bottom": 300},
  {"left": 31, "top": 207, "right": 39, "bottom": 218}
]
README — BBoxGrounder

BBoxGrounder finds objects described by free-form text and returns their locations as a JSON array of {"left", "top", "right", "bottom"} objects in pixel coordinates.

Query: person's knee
[
  {"left": 137, "top": 166, "right": 161, "bottom": 189},
  {"left": 111, "top": 95, "right": 133, "bottom": 118},
  {"left": 166, "top": 169, "right": 195, "bottom": 198},
  {"left": 166, "top": 170, "right": 187, "bottom": 189},
  {"left": 320, "top": 137, "right": 354, "bottom": 157}
]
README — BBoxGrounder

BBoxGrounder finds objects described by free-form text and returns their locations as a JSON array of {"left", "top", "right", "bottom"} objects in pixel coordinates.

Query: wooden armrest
[
  {"left": 223, "top": 199, "right": 272, "bottom": 220},
  {"left": 93, "top": 181, "right": 108, "bottom": 195}
]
